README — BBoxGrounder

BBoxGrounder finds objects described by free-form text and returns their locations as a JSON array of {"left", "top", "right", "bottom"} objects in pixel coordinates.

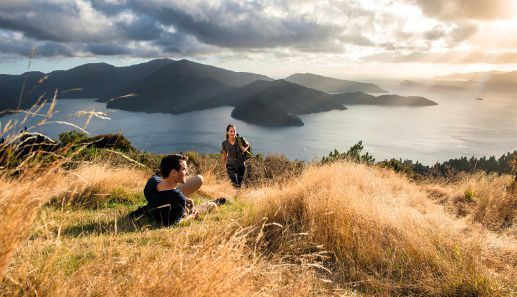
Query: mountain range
[{"left": 1, "top": 59, "right": 437, "bottom": 127}]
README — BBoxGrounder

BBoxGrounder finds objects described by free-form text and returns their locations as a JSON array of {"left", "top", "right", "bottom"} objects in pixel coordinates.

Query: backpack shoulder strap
[{"left": 237, "top": 136, "right": 245, "bottom": 151}]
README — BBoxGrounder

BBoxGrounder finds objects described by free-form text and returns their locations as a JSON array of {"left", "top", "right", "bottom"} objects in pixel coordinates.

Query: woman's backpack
[{"left": 237, "top": 134, "right": 253, "bottom": 160}]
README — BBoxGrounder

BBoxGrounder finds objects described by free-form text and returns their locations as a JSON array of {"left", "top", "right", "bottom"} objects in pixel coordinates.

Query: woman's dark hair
[
  {"left": 225, "top": 124, "right": 235, "bottom": 140},
  {"left": 160, "top": 154, "right": 188, "bottom": 178}
]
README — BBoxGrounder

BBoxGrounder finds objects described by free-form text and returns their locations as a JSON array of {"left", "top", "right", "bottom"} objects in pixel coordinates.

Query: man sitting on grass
[{"left": 135, "top": 154, "right": 224, "bottom": 226}]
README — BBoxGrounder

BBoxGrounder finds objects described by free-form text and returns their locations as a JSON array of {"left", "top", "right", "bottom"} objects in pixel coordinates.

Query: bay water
[{"left": 2, "top": 86, "right": 516, "bottom": 165}]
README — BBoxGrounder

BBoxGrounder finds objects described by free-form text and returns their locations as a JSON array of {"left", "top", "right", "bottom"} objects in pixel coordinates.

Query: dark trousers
[{"left": 226, "top": 162, "right": 246, "bottom": 188}]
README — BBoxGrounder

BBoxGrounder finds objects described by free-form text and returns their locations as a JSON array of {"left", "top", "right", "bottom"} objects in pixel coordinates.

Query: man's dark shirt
[{"left": 143, "top": 175, "right": 186, "bottom": 225}]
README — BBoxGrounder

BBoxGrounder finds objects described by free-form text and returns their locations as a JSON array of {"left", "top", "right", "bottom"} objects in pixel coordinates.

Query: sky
[{"left": 1, "top": 0, "right": 517, "bottom": 80}]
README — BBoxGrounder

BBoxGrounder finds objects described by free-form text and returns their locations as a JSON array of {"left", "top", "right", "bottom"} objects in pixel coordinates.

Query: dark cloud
[
  {"left": 0, "top": 33, "right": 36, "bottom": 56},
  {"left": 119, "top": 15, "right": 162, "bottom": 41},
  {"left": 128, "top": 1, "right": 341, "bottom": 50},
  {"left": 155, "top": 31, "right": 203, "bottom": 54},
  {"left": 0, "top": 32, "right": 75, "bottom": 57},
  {"left": 86, "top": 43, "right": 131, "bottom": 55},
  {"left": 0, "top": 1, "right": 163, "bottom": 44},
  {"left": 90, "top": 0, "right": 129, "bottom": 16},
  {"left": 35, "top": 42, "right": 75, "bottom": 57},
  {"left": 0, "top": 1, "right": 119, "bottom": 42},
  {"left": 0, "top": 0, "right": 347, "bottom": 57},
  {"left": 410, "top": 0, "right": 514, "bottom": 20}
]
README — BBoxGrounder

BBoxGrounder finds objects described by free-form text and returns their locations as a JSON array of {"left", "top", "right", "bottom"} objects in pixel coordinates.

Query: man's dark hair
[{"left": 160, "top": 154, "right": 188, "bottom": 178}]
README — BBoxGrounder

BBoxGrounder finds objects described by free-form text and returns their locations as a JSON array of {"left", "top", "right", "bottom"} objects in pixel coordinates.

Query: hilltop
[{"left": 1, "top": 131, "right": 516, "bottom": 296}]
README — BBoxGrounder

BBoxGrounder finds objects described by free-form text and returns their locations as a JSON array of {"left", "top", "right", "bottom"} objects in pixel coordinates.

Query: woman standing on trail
[{"left": 221, "top": 124, "right": 250, "bottom": 188}]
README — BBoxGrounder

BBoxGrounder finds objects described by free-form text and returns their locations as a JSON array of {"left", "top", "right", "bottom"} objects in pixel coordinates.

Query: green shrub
[
  {"left": 184, "top": 151, "right": 201, "bottom": 170},
  {"left": 131, "top": 151, "right": 161, "bottom": 172},
  {"left": 380, "top": 158, "right": 415, "bottom": 176},
  {"left": 59, "top": 130, "right": 88, "bottom": 145},
  {"left": 322, "top": 141, "right": 375, "bottom": 164},
  {"left": 245, "top": 154, "right": 304, "bottom": 187},
  {"left": 59, "top": 131, "right": 135, "bottom": 152},
  {"left": 464, "top": 188, "right": 476, "bottom": 203},
  {"left": 90, "top": 134, "right": 135, "bottom": 152}
]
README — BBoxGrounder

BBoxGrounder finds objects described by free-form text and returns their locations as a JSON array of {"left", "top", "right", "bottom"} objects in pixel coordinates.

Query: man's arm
[{"left": 181, "top": 209, "right": 199, "bottom": 222}]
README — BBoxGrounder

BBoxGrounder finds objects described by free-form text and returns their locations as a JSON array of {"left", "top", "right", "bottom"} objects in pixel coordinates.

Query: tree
[{"left": 322, "top": 141, "right": 375, "bottom": 164}]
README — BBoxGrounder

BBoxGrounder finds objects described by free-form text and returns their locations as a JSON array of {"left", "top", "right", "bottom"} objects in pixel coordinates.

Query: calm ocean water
[{"left": 2, "top": 86, "right": 516, "bottom": 165}]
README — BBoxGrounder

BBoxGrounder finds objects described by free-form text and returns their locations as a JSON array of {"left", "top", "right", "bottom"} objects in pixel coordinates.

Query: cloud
[
  {"left": 154, "top": 31, "right": 215, "bottom": 54},
  {"left": 128, "top": 0, "right": 342, "bottom": 51},
  {"left": 410, "top": 0, "right": 516, "bottom": 20},
  {"left": 450, "top": 22, "right": 479, "bottom": 42},
  {"left": 0, "top": 31, "right": 74, "bottom": 57},
  {"left": 339, "top": 34, "right": 375, "bottom": 46},
  {"left": 0, "top": 0, "right": 515, "bottom": 72},
  {"left": 0, "top": 0, "right": 351, "bottom": 57},
  {"left": 86, "top": 43, "right": 132, "bottom": 55},
  {"left": 118, "top": 14, "right": 162, "bottom": 41},
  {"left": 424, "top": 25, "right": 446, "bottom": 41},
  {"left": 90, "top": 0, "right": 129, "bottom": 16},
  {"left": 0, "top": 1, "right": 121, "bottom": 42},
  {"left": 365, "top": 49, "right": 517, "bottom": 64},
  {"left": 0, "top": 0, "right": 164, "bottom": 44}
]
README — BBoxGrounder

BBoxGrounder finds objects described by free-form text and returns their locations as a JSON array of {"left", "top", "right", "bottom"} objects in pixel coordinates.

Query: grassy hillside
[{"left": 1, "top": 143, "right": 515, "bottom": 296}]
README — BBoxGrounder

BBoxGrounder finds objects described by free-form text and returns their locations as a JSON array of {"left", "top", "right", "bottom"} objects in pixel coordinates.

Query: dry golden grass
[
  {"left": 50, "top": 163, "right": 150, "bottom": 208},
  {"left": 2, "top": 223, "right": 330, "bottom": 297},
  {"left": 186, "top": 151, "right": 305, "bottom": 189},
  {"left": 0, "top": 160, "right": 146, "bottom": 278},
  {"left": 244, "top": 161, "right": 516, "bottom": 296},
  {"left": 0, "top": 169, "right": 63, "bottom": 276},
  {"left": 1, "top": 161, "right": 340, "bottom": 296},
  {"left": 424, "top": 172, "right": 517, "bottom": 235},
  {"left": 1, "top": 156, "right": 516, "bottom": 296}
]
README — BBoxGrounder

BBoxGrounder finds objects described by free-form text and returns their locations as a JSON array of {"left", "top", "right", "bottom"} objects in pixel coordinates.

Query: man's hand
[
  {"left": 182, "top": 210, "right": 199, "bottom": 222},
  {"left": 186, "top": 198, "right": 194, "bottom": 210}
]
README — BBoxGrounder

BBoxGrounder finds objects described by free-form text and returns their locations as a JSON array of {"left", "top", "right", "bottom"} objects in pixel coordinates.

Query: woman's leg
[
  {"left": 236, "top": 164, "right": 246, "bottom": 187},
  {"left": 226, "top": 164, "right": 240, "bottom": 187},
  {"left": 177, "top": 174, "right": 203, "bottom": 197}
]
